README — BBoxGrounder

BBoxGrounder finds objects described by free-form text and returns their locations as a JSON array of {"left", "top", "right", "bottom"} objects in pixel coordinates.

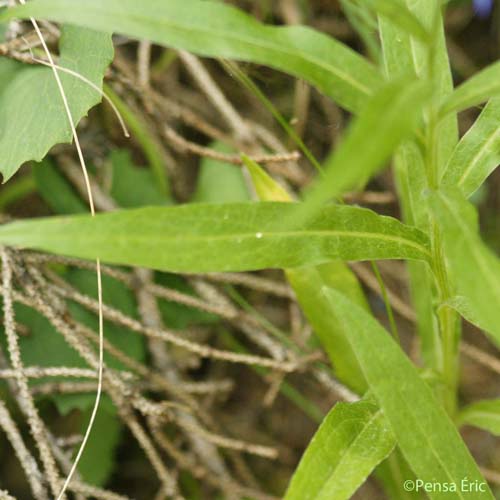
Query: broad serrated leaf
[
  {"left": 2, "top": 0, "right": 382, "bottom": 113},
  {"left": 284, "top": 400, "right": 395, "bottom": 500},
  {"left": 458, "top": 399, "right": 500, "bottom": 436},
  {"left": 441, "top": 99, "right": 500, "bottom": 198},
  {"left": 0, "top": 202, "right": 431, "bottom": 272},
  {"left": 429, "top": 188, "right": 500, "bottom": 347},
  {"left": 0, "top": 26, "right": 113, "bottom": 181},
  {"left": 301, "top": 79, "right": 430, "bottom": 223},
  {"left": 0, "top": 58, "right": 21, "bottom": 94},
  {"left": 322, "top": 288, "right": 493, "bottom": 499},
  {"left": 440, "top": 61, "right": 500, "bottom": 116}
]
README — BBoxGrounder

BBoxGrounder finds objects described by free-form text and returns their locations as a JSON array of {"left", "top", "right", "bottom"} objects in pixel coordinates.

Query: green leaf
[
  {"left": 301, "top": 79, "right": 429, "bottom": 222},
  {"left": 361, "top": 0, "right": 430, "bottom": 42},
  {"left": 378, "top": 3, "right": 453, "bottom": 374},
  {"left": 110, "top": 149, "right": 169, "bottom": 208},
  {"left": 65, "top": 268, "right": 146, "bottom": 373},
  {"left": 379, "top": 0, "right": 458, "bottom": 174},
  {"left": 33, "top": 158, "right": 87, "bottom": 215},
  {"left": 322, "top": 288, "right": 493, "bottom": 499},
  {"left": 376, "top": 449, "right": 425, "bottom": 500},
  {"left": 0, "top": 26, "right": 113, "bottom": 181},
  {"left": 0, "top": 202, "right": 431, "bottom": 272},
  {"left": 243, "top": 155, "right": 291, "bottom": 203},
  {"left": 104, "top": 85, "right": 171, "bottom": 197},
  {"left": 2, "top": 301, "right": 110, "bottom": 415},
  {"left": 0, "top": 173, "right": 37, "bottom": 211},
  {"left": 77, "top": 406, "right": 122, "bottom": 486},
  {"left": 284, "top": 400, "right": 395, "bottom": 500},
  {"left": 458, "top": 399, "right": 500, "bottom": 436},
  {"left": 287, "top": 264, "right": 370, "bottom": 393},
  {"left": 6, "top": 267, "right": 145, "bottom": 416},
  {"left": 441, "top": 99, "right": 500, "bottom": 198},
  {"left": 440, "top": 61, "right": 500, "bottom": 116},
  {"left": 2, "top": 0, "right": 382, "bottom": 113},
  {"left": 11, "top": 302, "right": 87, "bottom": 386},
  {"left": 429, "top": 188, "right": 500, "bottom": 347},
  {"left": 156, "top": 273, "right": 219, "bottom": 329},
  {"left": 340, "top": 0, "right": 381, "bottom": 63},
  {"left": 0, "top": 58, "right": 22, "bottom": 94},
  {"left": 193, "top": 143, "right": 249, "bottom": 204},
  {"left": 245, "top": 158, "right": 370, "bottom": 392}
]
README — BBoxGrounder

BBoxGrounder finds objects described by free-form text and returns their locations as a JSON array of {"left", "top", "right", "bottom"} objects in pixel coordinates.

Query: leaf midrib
[
  {"left": 316, "top": 408, "right": 393, "bottom": 499},
  {"left": 446, "top": 126, "right": 500, "bottom": 193},
  {"left": 340, "top": 303, "right": 475, "bottom": 500},
  {"left": 7, "top": 227, "right": 430, "bottom": 258},
  {"left": 439, "top": 193, "right": 500, "bottom": 301}
]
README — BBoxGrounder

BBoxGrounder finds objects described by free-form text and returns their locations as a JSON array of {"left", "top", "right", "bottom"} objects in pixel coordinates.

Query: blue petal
[{"left": 474, "top": 0, "right": 493, "bottom": 18}]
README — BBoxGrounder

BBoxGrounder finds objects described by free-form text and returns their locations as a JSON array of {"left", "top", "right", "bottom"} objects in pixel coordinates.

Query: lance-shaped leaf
[
  {"left": 300, "top": 79, "right": 429, "bottom": 223},
  {"left": 440, "top": 60, "right": 500, "bottom": 116},
  {"left": 284, "top": 400, "right": 395, "bottom": 500},
  {"left": 287, "top": 264, "right": 370, "bottom": 393},
  {"left": 0, "top": 26, "right": 113, "bottom": 181},
  {"left": 441, "top": 98, "right": 500, "bottom": 198},
  {"left": 458, "top": 399, "right": 500, "bottom": 436},
  {"left": 322, "top": 288, "right": 493, "bottom": 499},
  {"left": 362, "top": 0, "right": 430, "bottom": 42},
  {"left": 0, "top": 202, "right": 431, "bottom": 273},
  {"left": 248, "top": 158, "right": 376, "bottom": 392},
  {"left": 378, "top": 2, "right": 455, "bottom": 384},
  {"left": 429, "top": 188, "right": 500, "bottom": 347},
  {"left": 1, "top": 0, "right": 382, "bottom": 113},
  {"left": 379, "top": 0, "right": 458, "bottom": 171}
]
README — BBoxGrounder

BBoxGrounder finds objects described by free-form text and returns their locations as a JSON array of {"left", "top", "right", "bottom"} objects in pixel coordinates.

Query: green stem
[
  {"left": 431, "top": 219, "right": 459, "bottom": 415},
  {"left": 0, "top": 173, "right": 36, "bottom": 211},
  {"left": 103, "top": 83, "right": 171, "bottom": 197},
  {"left": 151, "top": 49, "right": 177, "bottom": 76},
  {"left": 221, "top": 60, "right": 324, "bottom": 175},
  {"left": 426, "top": 109, "right": 459, "bottom": 416}
]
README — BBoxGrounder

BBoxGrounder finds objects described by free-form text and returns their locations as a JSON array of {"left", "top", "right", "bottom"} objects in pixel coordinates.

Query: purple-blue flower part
[{"left": 474, "top": 0, "right": 494, "bottom": 18}]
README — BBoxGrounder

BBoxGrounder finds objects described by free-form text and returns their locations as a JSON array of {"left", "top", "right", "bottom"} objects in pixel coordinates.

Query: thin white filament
[
  {"left": 15, "top": 4, "right": 106, "bottom": 498},
  {"left": 32, "top": 57, "right": 130, "bottom": 138}
]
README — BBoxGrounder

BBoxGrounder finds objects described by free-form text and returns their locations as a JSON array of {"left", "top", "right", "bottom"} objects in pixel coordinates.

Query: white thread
[
  {"left": 15, "top": 3, "right": 106, "bottom": 498},
  {"left": 32, "top": 57, "right": 130, "bottom": 138}
]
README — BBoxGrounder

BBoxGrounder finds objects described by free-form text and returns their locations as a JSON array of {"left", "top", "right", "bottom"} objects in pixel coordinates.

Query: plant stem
[
  {"left": 221, "top": 60, "right": 324, "bottom": 175},
  {"left": 431, "top": 219, "right": 459, "bottom": 415},
  {"left": 426, "top": 109, "right": 459, "bottom": 416},
  {"left": 103, "top": 83, "right": 171, "bottom": 197}
]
